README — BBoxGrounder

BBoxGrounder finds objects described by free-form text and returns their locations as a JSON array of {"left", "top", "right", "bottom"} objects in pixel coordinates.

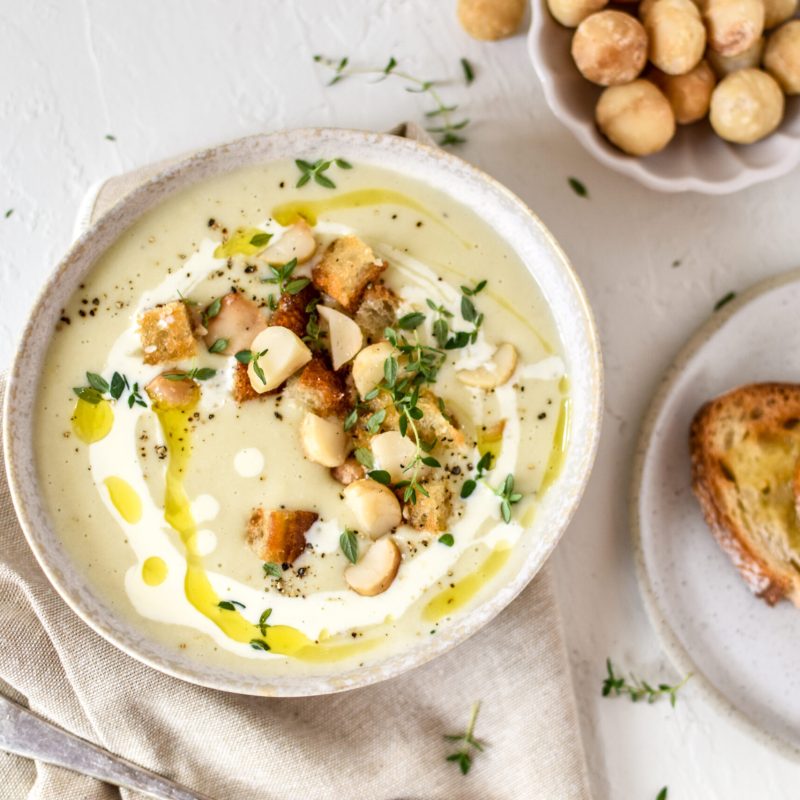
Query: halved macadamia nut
[
  {"left": 457, "top": 343, "right": 519, "bottom": 389},
  {"left": 371, "top": 431, "right": 418, "bottom": 483},
  {"left": 352, "top": 341, "right": 396, "bottom": 398},
  {"left": 317, "top": 305, "right": 364, "bottom": 370},
  {"left": 247, "top": 326, "right": 313, "bottom": 393},
  {"left": 764, "top": 20, "right": 800, "bottom": 94},
  {"left": 701, "top": 0, "right": 764, "bottom": 56},
  {"left": 548, "top": 0, "right": 608, "bottom": 28},
  {"left": 763, "top": 0, "right": 797, "bottom": 28},
  {"left": 571, "top": 11, "right": 648, "bottom": 86},
  {"left": 204, "top": 293, "right": 267, "bottom": 356},
  {"left": 301, "top": 412, "right": 350, "bottom": 468},
  {"left": 262, "top": 220, "right": 317, "bottom": 265},
  {"left": 710, "top": 68, "right": 785, "bottom": 142},
  {"left": 706, "top": 35, "right": 765, "bottom": 76},
  {"left": 596, "top": 79, "right": 676, "bottom": 155},
  {"left": 343, "top": 479, "right": 403, "bottom": 538},
  {"left": 651, "top": 60, "right": 716, "bottom": 123},
  {"left": 644, "top": 0, "right": 706, "bottom": 75},
  {"left": 344, "top": 535, "right": 401, "bottom": 596},
  {"left": 457, "top": 0, "right": 526, "bottom": 40}
]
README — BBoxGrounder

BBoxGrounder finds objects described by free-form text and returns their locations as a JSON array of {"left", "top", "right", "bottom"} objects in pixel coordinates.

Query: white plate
[{"left": 632, "top": 268, "right": 800, "bottom": 757}]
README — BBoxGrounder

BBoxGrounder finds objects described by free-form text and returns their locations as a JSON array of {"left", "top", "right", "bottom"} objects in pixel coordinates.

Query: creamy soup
[{"left": 35, "top": 160, "right": 568, "bottom": 678}]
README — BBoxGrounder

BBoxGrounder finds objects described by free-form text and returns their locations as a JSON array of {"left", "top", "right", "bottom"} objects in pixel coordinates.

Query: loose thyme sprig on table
[
  {"left": 444, "top": 701, "right": 485, "bottom": 775},
  {"left": 602, "top": 658, "right": 691, "bottom": 707},
  {"left": 313, "top": 54, "right": 472, "bottom": 146}
]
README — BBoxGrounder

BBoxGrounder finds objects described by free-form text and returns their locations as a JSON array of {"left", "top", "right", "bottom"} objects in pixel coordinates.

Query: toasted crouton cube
[
  {"left": 145, "top": 373, "right": 200, "bottom": 410},
  {"left": 416, "top": 391, "right": 466, "bottom": 448},
  {"left": 246, "top": 508, "right": 318, "bottom": 564},
  {"left": 268, "top": 285, "right": 316, "bottom": 338},
  {"left": 312, "top": 236, "right": 386, "bottom": 311},
  {"left": 232, "top": 361, "right": 264, "bottom": 403},
  {"left": 403, "top": 480, "right": 452, "bottom": 532},
  {"left": 204, "top": 292, "right": 266, "bottom": 356},
  {"left": 139, "top": 301, "right": 197, "bottom": 365},
  {"left": 355, "top": 282, "right": 399, "bottom": 342},
  {"left": 289, "top": 356, "right": 349, "bottom": 417},
  {"left": 331, "top": 456, "right": 365, "bottom": 486}
]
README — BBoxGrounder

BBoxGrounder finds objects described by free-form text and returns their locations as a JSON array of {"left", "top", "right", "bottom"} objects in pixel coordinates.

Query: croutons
[
  {"left": 204, "top": 293, "right": 267, "bottom": 356},
  {"left": 354, "top": 282, "right": 399, "bottom": 342},
  {"left": 139, "top": 301, "right": 197, "bottom": 365},
  {"left": 403, "top": 480, "right": 452, "bottom": 532},
  {"left": 331, "top": 456, "right": 365, "bottom": 486},
  {"left": 145, "top": 373, "right": 200, "bottom": 410},
  {"left": 415, "top": 391, "right": 466, "bottom": 448},
  {"left": 269, "top": 284, "right": 317, "bottom": 338},
  {"left": 246, "top": 507, "right": 318, "bottom": 564},
  {"left": 232, "top": 361, "right": 264, "bottom": 403},
  {"left": 289, "top": 356, "right": 349, "bottom": 417},
  {"left": 312, "top": 236, "right": 386, "bottom": 311}
]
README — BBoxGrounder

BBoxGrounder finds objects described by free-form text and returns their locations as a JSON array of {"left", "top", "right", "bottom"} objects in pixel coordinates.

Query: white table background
[{"left": 3, "top": 1, "right": 799, "bottom": 797}]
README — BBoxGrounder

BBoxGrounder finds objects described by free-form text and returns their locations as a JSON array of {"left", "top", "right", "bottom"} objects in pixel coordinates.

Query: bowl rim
[
  {"left": 527, "top": 1, "right": 800, "bottom": 195},
  {"left": 3, "top": 127, "right": 604, "bottom": 695}
]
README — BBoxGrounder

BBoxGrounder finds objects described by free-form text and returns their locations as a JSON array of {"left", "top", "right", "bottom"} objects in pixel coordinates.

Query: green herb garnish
[
  {"left": 314, "top": 54, "right": 471, "bottom": 147},
  {"left": 261, "top": 257, "right": 309, "bottom": 296},
  {"left": 105, "top": 134, "right": 116, "bottom": 141},
  {"left": 217, "top": 599, "right": 245, "bottom": 611},
  {"left": 73, "top": 370, "right": 146, "bottom": 408},
  {"left": 444, "top": 701, "right": 484, "bottom": 775},
  {"left": 602, "top": 659, "right": 691, "bottom": 706},
  {"left": 461, "top": 57, "right": 475, "bottom": 85},
  {"left": 5, "top": 209, "right": 13, "bottom": 218},
  {"left": 303, "top": 297, "right": 325, "bottom": 351},
  {"left": 249, "top": 639, "right": 271, "bottom": 652},
  {"left": 367, "top": 469, "right": 392, "bottom": 485},
  {"left": 495, "top": 474, "right": 523, "bottom": 523},
  {"left": 656, "top": 789, "right": 668, "bottom": 800},
  {"left": 249, "top": 232, "right": 272, "bottom": 248},
  {"left": 235, "top": 348, "right": 268, "bottom": 385},
  {"left": 209, "top": 338, "right": 228, "bottom": 354},
  {"left": 340, "top": 529, "right": 359, "bottom": 564},
  {"left": 294, "top": 158, "right": 352, "bottom": 189},
  {"left": 460, "top": 451, "right": 493, "bottom": 498},
  {"left": 568, "top": 177, "right": 588, "bottom": 198},
  {"left": 438, "top": 533, "right": 455, "bottom": 547},
  {"left": 162, "top": 366, "right": 216, "bottom": 382},
  {"left": 263, "top": 562, "right": 282, "bottom": 580},
  {"left": 258, "top": 608, "right": 272, "bottom": 636},
  {"left": 202, "top": 296, "right": 222, "bottom": 326},
  {"left": 354, "top": 447, "right": 374, "bottom": 469}
]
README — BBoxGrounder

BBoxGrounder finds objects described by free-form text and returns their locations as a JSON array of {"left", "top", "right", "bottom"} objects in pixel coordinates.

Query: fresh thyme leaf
[
  {"left": 235, "top": 349, "right": 253, "bottom": 364},
  {"left": 384, "top": 356, "right": 398, "bottom": 387},
  {"left": 445, "top": 702, "right": 484, "bottom": 776},
  {"left": 110, "top": 372, "right": 125, "bottom": 400},
  {"left": 397, "top": 311, "right": 426, "bottom": 330},
  {"left": 250, "top": 232, "right": 272, "bottom": 248},
  {"left": 602, "top": 658, "right": 691, "bottom": 706},
  {"left": 354, "top": 447, "right": 374, "bottom": 469},
  {"left": 439, "top": 533, "right": 455, "bottom": 547},
  {"left": 366, "top": 409, "right": 386, "bottom": 434},
  {"left": 368, "top": 469, "right": 392, "bottom": 485},
  {"left": 73, "top": 386, "right": 103, "bottom": 404},
  {"left": 340, "top": 529, "right": 359, "bottom": 564},
  {"left": 461, "top": 295, "right": 477, "bottom": 323},
  {"left": 344, "top": 408, "right": 359, "bottom": 431},
  {"left": 263, "top": 562, "right": 282, "bottom": 580},
  {"left": 4, "top": 209, "right": 13, "bottom": 218},
  {"left": 294, "top": 158, "right": 352, "bottom": 190},
  {"left": 285, "top": 277, "right": 310, "bottom": 295},
  {"left": 203, "top": 296, "right": 222, "bottom": 325},
  {"left": 314, "top": 54, "right": 471, "bottom": 147},
  {"left": 258, "top": 608, "right": 272, "bottom": 636},
  {"left": 714, "top": 291, "right": 736, "bottom": 311},
  {"left": 86, "top": 372, "right": 109, "bottom": 394},
  {"left": 335, "top": 158, "right": 353, "bottom": 169},
  {"left": 460, "top": 479, "right": 477, "bottom": 498},
  {"left": 433, "top": 318, "right": 449, "bottom": 348},
  {"left": 209, "top": 338, "right": 228, "bottom": 354},
  {"left": 461, "top": 57, "right": 475, "bottom": 85},
  {"left": 192, "top": 367, "right": 216, "bottom": 380},
  {"left": 250, "top": 639, "right": 271, "bottom": 652},
  {"left": 315, "top": 172, "right": 336, "bottom": 189},
  {"left": 461, "top": 280, "right": 487, "bottom": 296},
  {"left": 568, "top": 177, "right": 588, "bottom": 198},
  {"left": 494, "top": 473, "right": 522, "bottom": 523},
  {"left": 656, "top": 789, "right": 668, "bottom": 800},
  {"left": 476, "top": 452, "right": 493, "bottom": 475},
  {"left": 217, "top": 599, "right": 245, "bottom": 611}
]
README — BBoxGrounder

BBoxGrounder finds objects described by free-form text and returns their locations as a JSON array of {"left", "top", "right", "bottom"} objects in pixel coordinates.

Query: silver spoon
[{"left": 0, "top": 693, "right": 214, "bottom": 800}]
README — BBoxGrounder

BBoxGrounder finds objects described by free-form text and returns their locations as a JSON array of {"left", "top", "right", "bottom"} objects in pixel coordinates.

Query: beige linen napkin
[{"left": 0, "top": 132, "right": 591, "bottom": 800}]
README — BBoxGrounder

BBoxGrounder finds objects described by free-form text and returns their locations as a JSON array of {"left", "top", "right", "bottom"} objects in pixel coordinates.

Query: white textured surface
[{"left": 2, "top": 0, "right": 800, "bottom": 797}]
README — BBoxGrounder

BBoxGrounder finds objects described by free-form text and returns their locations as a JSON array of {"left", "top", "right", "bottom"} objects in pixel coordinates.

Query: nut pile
[{"left": 547, "top": 0, "right": 800, "bottom": 154}]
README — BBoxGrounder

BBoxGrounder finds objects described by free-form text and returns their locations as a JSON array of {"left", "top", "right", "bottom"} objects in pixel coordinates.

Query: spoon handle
[{"left": 0, "top": 694, "right": 215, "bottom": 800}]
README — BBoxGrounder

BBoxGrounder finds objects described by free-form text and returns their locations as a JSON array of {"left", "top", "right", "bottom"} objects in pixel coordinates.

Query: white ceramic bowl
[
  {"left": 4, "top": 129, "right": 603, "bottom": 696},
  {"left": 528, "top": 1, "right": 800, "bottom": 194}
]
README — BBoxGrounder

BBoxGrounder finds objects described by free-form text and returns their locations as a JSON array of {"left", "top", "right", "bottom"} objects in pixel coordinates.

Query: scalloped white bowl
[{"left": 528, "top": 0, "right": 800, "bottom": 194}]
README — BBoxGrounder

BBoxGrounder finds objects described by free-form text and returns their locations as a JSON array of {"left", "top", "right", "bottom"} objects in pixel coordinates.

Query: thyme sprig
[
  {"left": 313, "top": 54, "right": 471, "bottom": 147},
  {"left": 495, "top": 474, "right": 523, "bottom": 523},
  {"left": 460, "top": 451, "right": 493, "bottom": 498},
  {"left": 73, "top": 371, "right": 147, "bottom": 409},
  {"left": 261, "top": 257, "right": 309, "bottom": 296},
  {"left": 163, "top": 366, "right": 216, "bottom": 382},
  {"left": 303, "top": 297, "right": 325, "bottom": 351},
  {"left": 235, "top": 347, "right": 269, "bottom": 385},
  {"left": 295, "top": 158, "right": 352, "bottom": 189},
  {"left": 263, "top": 562, "right": 282, "bottom": 580},
  {"left": 602, "top": 659, "right": 691, "bottom": 707},
  {"left": 444, "top": 701, "right": 485, "bottom": 775}
]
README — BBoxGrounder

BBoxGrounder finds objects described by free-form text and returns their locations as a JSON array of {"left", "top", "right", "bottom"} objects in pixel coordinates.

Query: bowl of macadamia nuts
[{"left": 529, "top": 0, "right": 800, "bottom": 192}]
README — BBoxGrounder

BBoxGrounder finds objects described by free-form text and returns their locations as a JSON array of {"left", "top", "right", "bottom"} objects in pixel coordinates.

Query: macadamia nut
[
  {"left": 548, "top": 0, "right": 608, "bottom": 27},
  {"left": 710, "top": 68, "right": 785, "bottom": 142},
  {"left": 458, "top": 0, "right": 526, "bottom": 40},
  {"left": 701, "top": 0, "right": 765, "bottom": 56},
  {"left": 763, "top": 0, "right": 797, "bottom": 28},
  {"left": 764, "top": 20, "right": 800, "bottom": 94},
  {"left": 572, "top": 11, "right": 648, "bottom": 85},
  {"left": 706, "top": 35, "right": 765, "bottom": 75},
  {"left": 651, "top": 60, "right": 717, "bottom": 122},
  {"left": 596, "top": 79, "right": 677, "bottom": 154},
  {"left": 644, "top": 0, "right": 707, "bottom": 74}
]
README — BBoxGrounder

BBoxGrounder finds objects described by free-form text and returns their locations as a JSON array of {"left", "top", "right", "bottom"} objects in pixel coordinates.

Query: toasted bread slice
[
  {"left": 138, "top": 301, "right": 197, "bottom": 365},
  {"left": 246, "top": 507, "right": 318, "bottom": 565},
  {"left": 690, "top": 382, "right": 800, "bottom": 606},
  {"left": 288, "top": 356, "right": 349, "bottom": 417}
]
